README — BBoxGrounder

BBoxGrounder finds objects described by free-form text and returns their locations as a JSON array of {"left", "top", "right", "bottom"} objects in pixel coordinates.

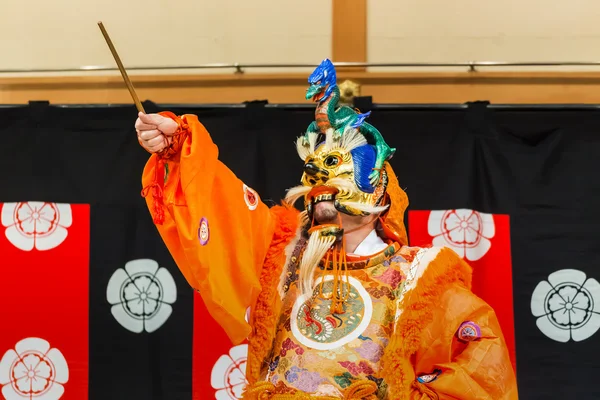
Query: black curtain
[{"left": 1, "top": 100, "right": 599, "bottom": 399}]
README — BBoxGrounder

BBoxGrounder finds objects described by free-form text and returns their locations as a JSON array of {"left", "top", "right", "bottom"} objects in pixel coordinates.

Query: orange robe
[{"left": 142, "top": 113, "right": 519, "bottom": 399}]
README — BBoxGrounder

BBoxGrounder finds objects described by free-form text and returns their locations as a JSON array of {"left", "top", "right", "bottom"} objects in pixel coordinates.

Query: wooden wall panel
[
  {"left": 3, "top": 72, "right": 600, "bottom": 105},
  {"left": 0, "top": 74, "right": 310, "bottom": 105},
  {"left": 332, "top": 0, "right": 367, "bottom": 68}
]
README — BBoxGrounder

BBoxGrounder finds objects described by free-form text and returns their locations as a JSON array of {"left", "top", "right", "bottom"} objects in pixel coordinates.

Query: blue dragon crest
[
  {"left": 305, "top": 59, "right": 337, "bottom": 102},
  {"left": 303, "top": 59, "right": 396, "bottom": 185}
]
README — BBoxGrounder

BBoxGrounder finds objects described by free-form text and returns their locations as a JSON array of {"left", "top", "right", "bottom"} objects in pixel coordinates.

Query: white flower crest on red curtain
[
  {"left": 1, "top": 202, "right": 73, "bottom": 251},
  {"left": 427, "top": 209, "right": 495, "bottom": 261},
  {"left": 531, "top": 269, "right": 600, "bottom": 342},
  {"left": 0, "top": 337, "right": 69, "bottom": 400},
  {"left": 211, "top": 344, "right": 248, "bottom": 399},
  {"left": 106, "top": 259, "right": 177, "bottom": 333}
]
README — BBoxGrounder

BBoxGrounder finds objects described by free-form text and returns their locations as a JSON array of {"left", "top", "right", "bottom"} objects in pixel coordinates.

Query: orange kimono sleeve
[
  {"left": 411, "top": 285, "right": 519, "bottom": 400},
  {"left": 141, "top": 113, "right": 277, "bottom": 345}
]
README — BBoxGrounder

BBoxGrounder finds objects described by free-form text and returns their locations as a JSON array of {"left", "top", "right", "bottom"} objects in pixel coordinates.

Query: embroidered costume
[{"left": 141, "top": 60, "right": 518, "bottom": 399}]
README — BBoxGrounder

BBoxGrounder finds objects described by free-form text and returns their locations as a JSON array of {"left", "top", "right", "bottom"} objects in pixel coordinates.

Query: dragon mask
[{"left": 287, "top": 59, "right": 406, "bottom": 240}]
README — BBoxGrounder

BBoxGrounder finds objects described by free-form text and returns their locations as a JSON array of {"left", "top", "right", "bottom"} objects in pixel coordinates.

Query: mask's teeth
[{"left": 312, "top": 193, "right": 335, "bottom": 205}]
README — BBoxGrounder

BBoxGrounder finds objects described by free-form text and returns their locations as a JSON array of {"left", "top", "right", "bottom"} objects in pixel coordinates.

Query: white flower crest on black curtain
[
  {"left": 531, "top": 269, "right": 600, "bottom": 342},
  {"left": 107, "top": 259, "right": 177, "bottom": 333}
]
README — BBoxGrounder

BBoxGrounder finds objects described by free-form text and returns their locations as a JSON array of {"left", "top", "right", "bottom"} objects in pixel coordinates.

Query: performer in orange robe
[{"left": 136, "top": 60, "right": 518, "bottom": 399}]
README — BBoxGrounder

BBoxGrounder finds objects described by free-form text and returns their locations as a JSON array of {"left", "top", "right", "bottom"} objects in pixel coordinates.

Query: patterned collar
[{"left": 318, "top": 242, "right": 401, "bottom": 271}]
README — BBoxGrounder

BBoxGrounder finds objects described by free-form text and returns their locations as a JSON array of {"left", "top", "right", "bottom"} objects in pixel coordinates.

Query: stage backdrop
[{"left": 1, "top": 100, "right": 599, "bottom": 400}]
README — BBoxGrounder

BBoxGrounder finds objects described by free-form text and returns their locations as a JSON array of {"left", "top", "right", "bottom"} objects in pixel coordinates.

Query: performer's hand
[{"left": 135, "top": 112, "right": 178, "bottom": 153}]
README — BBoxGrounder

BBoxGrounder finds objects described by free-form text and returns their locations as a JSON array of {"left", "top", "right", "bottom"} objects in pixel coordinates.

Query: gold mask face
[{"left": 298, "top": 132, "right": 389, "bottom": 218}]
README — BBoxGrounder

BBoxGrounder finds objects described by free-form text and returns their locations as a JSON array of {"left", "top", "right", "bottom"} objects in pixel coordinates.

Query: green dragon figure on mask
[{"left": 304, "top": 59, "right": 396, "bottom": 184}]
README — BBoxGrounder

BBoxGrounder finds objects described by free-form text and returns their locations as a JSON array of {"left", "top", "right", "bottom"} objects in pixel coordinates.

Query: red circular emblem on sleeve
[{"left": 243, "top": 184, "right": 258, "bottom": 211}]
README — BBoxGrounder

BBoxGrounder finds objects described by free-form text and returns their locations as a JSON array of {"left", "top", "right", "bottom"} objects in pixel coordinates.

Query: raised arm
[{"left": 136, "top": 111, "right": 286, "bottom": 344}]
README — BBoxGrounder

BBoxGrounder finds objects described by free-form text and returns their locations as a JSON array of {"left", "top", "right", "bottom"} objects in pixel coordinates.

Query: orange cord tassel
[
  {"left": 141, "top": 157, "right": 166, "bottom": 225},
  {"left": 315, "top": 215, "right": 350, "bottom": 314}
]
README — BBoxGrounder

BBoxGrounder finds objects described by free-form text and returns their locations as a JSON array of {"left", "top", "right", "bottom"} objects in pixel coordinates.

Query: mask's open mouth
[
  {"left": 312, "top": 90, "right": 325, "bottom": 102},
  {"left": 306, "top": 186, "right": 339, "bottom": 205}
]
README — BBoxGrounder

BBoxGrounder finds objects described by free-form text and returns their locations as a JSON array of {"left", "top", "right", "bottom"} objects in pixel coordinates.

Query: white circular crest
[
  {"left": 106, "top": 259, "right": 177, "bottom": 333},
  {"left": 211, "top": 344, "right": 248, "bottom": 399},
  {"left": 1, "top": 202, "right": 73, "bottom": 251},
  {"left": 0, "top": 337, "right": 69, "bottom": 399},
  {"left": 531, "top": 269, "right": 600, "bottom": 342},
  {"left": 428, "top": 209, "right": 495, "bottom": 261},
  {"left": 290, "top": 275, "right": 373, "bottom": 350}
]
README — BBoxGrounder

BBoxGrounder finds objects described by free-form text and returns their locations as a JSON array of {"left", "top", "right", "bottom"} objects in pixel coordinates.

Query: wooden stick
[{"left": 97, "top": 21, "right": 145, "bottom": 113}]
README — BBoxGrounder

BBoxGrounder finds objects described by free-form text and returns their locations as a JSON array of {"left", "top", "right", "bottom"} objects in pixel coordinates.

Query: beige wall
[
  {"left": 368, "top": 0, "right": 600, "bottom": 71},
  {"left": 4, "top": 0, "right": 600, "bottom": 104},
  {"left": 0, "top": 0, "right": 331, "bottom": 75},
  {"left": 4, "top": 0, "right": 600, "bottom": 75}
]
